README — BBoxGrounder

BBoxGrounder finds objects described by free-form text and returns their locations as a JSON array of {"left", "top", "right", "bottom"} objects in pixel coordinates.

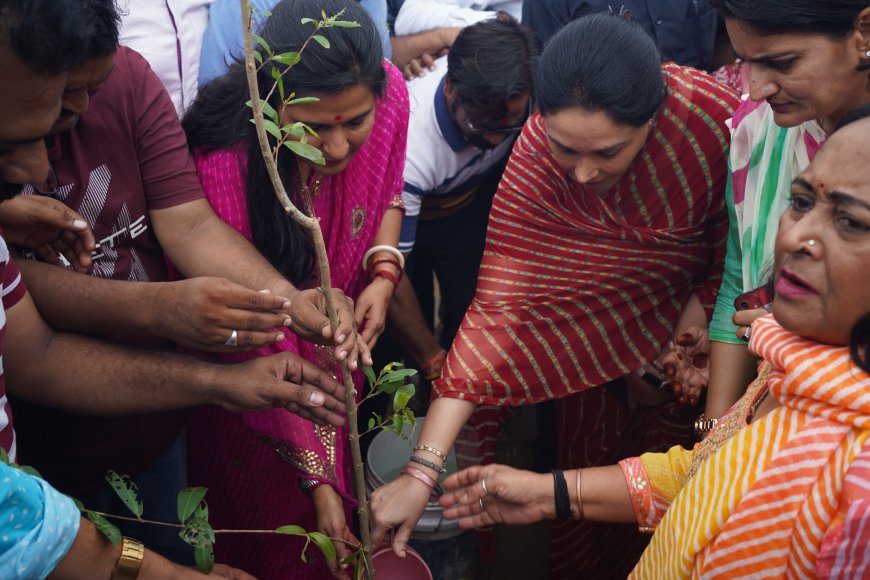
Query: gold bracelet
[
  {"left": 414, "top": 444, "right": 447, "bottom": 463},
  {"left": 574, "top": 468, "right": 585, "bottom": 521},
  {"left": 110, "top": 537, "right": 145, "bottom": 580}
]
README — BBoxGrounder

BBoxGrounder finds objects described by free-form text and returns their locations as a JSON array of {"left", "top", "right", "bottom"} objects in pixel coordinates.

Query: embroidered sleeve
[
  {"left": 388, "top": 192, "right": 405, "bottom": 213},
  {"left": 619, "top": 444, "right": 696, "bottom": 532}
]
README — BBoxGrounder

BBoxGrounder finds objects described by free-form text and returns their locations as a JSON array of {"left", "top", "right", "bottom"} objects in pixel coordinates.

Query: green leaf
[
  {"left": 275, "top": 524, "right": 307, "bottom": 536},
  {"left": 179, "top": 517, "right": 215, "bottom": 548},
  {"left": 263, "top": 119, "right": 283, "bottom": 142},
  {"left": 19, "top": 465, "right": 43, "bottom": 479},
  {"left": 377, "top": 362, "right": 401, "bottom": 380},
  {"left": 312, "top": 35, "right": 330, "bottom": 49},
  {"left": 367, "top": 417, "right": 376, "bottom": 430},
  {"left": 375, "top": 378, "right": 403, "bottom": 395},
  {"left": 72, "top": 498, "right": 85, "bottom": 512},
  {"left": 300, "top": 17, "right": 316, "bottom": 25},
  {"left": 252, "top": 34, "right": 272, "bottom": 56},
  {"left": 106, "top": 471, "right": 143, "bottom": 518},
  {"left": 393, "top": 383, "right": 415, "bottom": 411},
  {"left": 286, "top": 97, "right": 320, "bottom": 106},
  {"left": 282, "top": 139, "right": 325, "bottom": 165},
  {"left": 272, "top": 52, "right": 300, "bottom": 66},
  {"left": 362, "top": 365, "right": 377, "bottom": 387},
  {"left": 330, "top": 20, "right": 361, "bottom": 28},
  {"left": 87, "top": 511, "right": 122, "bottom": 544},
  {"left": 308, "top": 531, "right": 337, "bottom": 561},
  {"left": 245, "top": 98, "right": 277, "bottom": 123},
  {"left": 194, "top": 500, "right": 209, "bottom": 521},
  {"left": 0, "top": 448, "right": 9, "bottom": 465},
  {"left": 392, "top": 412, "right": 404, "bottom": 434},
  {"left": 383, "top": 368, "right": 418, "bottom": 381},
  {"left": 194, "top": 542, "right": 215, "bottom": 574},
  {"left": 177, "top": 487, "right": 208, "bottom": 524},
  {"left": 254, "top": 51, "right": 263, "bottom": 64}
]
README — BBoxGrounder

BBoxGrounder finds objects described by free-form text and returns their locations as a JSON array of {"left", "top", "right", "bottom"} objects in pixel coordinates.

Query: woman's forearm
[
  {"left": 705, "top": 340, "right": 759, "bottom": 419},
  {"left": 414, "top": 397, "right": 477, "bottom": 474},
  {"left": 572, "top": 466, "right": 636, "bottom": 524}
]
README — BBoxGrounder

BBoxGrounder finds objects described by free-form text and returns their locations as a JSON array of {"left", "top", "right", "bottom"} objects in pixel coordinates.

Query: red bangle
[
  {"left": 401, "top": 465, "right": 437, "bottom": 490},
  {"left": 372, "top": 269, "right": 399, "bottom": 290},
  {"left": 365, "top": 257, "right": 404, "bottom": 283}
]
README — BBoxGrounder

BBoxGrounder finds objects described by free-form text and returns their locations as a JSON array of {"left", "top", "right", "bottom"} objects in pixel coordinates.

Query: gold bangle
[
  {"left": 414, "top": 444, "right": 447, "bottom": 462},
  {"left": 110, "top": 537, "right": 145, "bottom": 580},
  {"left": 574, "top": 468, "right": 585, "bottom": 521}
]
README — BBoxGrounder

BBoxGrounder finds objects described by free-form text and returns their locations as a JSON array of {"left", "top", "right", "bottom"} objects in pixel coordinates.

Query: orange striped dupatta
[{"left": 631, "top": 315, "right": 870, "bottom": 579}]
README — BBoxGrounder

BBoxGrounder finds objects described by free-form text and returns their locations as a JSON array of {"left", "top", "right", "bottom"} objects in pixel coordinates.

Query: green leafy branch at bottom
[{"left": 0, "top": 452, "right": 344, "bottom": 576}]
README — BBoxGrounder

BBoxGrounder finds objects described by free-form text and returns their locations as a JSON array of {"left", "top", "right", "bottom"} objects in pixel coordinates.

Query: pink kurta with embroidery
[{"left": 186, "top": 62, "right": 408, "bottom": 579}]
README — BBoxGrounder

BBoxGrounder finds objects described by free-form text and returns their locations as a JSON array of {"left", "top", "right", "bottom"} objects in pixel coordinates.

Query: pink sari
[{"left": 186, "top": 62, "right": 408, "bottom": 579}]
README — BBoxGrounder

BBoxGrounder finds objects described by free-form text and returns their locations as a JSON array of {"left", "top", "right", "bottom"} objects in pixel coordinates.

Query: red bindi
[{"left": 334, "top": 115, "right": 342, "bottom": 122}]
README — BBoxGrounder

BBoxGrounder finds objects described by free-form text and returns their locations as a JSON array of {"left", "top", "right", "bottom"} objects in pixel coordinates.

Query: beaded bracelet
[
  {"left": 414, "top": 444, "right": 447, "bottom": 463},
  {"left": 409, "top": 454, "right": 446, "bottom": 474}
]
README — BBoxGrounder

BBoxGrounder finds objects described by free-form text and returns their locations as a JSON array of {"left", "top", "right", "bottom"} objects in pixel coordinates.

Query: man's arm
[
  {"left": 48, "top": 518, "right": 254, "bottom": 579},
  {"left": 150, "top": 198, "right": 363, "bottom": 366},
  {"left": 394, "top": 0, "right": 495, "bottom": 35},
  {"left": 4, "top": 289, "right": 346, "bottom": 426},
  {"left": 390, "top": 28, "right": 461, "bottom": 77},
  {"left": 19, "top": 260, "right": 292, "bottom": 351}
]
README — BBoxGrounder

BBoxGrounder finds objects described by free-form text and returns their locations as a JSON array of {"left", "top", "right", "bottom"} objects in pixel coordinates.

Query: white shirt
[
  {"left": 399, "top": 57, "right": 515, "bottom": 251},
  {"left": 394, "top": 0, "right": 523, "bottom": 35},
  {"left": 118, "top": 0, "right": 213, "bottom": 118}
]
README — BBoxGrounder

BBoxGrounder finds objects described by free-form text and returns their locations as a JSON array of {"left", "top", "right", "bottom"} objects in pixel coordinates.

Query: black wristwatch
[{"left": 637, "top": 366, "right": 669, "bottom": 390}]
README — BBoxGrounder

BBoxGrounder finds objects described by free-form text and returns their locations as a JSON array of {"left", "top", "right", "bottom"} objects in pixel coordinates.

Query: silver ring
[
  {"left": 479, "top": 497, "right": 486, "bottom": 512},
  {"left": 481, "top": 478, "right": 489, "bottom": 496},
  {"left": 807, "top": 239, "right": 816, "bottom": 247},
  {"left": 225, "top": 329, "right": 239, "bottom": 347},
  {"left": 742, "top": 327, "right": 751, "bottom": 341}
]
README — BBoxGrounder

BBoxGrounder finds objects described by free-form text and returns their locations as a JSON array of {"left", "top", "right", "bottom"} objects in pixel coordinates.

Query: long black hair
[
  {"left": 183, "top": 0, "right": 386, "bottom": 285},
  {"left": 535, "top": 13, "right": 665, "bottom": 126}
]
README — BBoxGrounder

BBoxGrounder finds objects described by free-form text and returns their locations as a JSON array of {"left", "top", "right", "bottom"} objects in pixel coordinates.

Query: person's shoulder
[{"left": 663, "top": 63, "right": 741, "bottom": 131}]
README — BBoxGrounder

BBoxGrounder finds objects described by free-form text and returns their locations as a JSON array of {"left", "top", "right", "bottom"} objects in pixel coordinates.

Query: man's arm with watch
[{"left": 48, "top": 522, "right": 254, "bottom": 579}]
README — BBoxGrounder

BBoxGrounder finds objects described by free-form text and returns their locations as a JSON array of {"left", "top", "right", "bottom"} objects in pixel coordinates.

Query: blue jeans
[{"left": 80, "top": 431, "right": 192, "bottom": 565}]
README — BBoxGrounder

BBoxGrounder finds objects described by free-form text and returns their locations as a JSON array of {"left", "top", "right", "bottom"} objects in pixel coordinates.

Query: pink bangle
[{"left": 401, "top": 466, "right": 437, "bottom": 490}]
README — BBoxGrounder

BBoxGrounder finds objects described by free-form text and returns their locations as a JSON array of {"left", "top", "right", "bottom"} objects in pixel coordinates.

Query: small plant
[{"left": 238, "top": 3, "right": 407, "bottom": 577}]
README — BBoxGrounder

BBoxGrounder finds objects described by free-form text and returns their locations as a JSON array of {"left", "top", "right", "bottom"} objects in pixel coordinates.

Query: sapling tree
[{"left": 238, "top": 3, "right": 416, "bottom": 577}]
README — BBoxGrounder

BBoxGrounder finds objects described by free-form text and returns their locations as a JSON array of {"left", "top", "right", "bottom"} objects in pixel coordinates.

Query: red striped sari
[
  {"left": 435, "top": 64, "right": 738, "bottom": 406},
  {"left": 434, "top": 64, "right": 740, "bottom": 576}
]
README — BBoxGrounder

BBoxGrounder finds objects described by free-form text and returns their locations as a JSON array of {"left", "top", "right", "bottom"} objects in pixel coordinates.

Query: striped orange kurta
[{"left": 632, "top": 315, "right": 870, "bottom": 579}]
